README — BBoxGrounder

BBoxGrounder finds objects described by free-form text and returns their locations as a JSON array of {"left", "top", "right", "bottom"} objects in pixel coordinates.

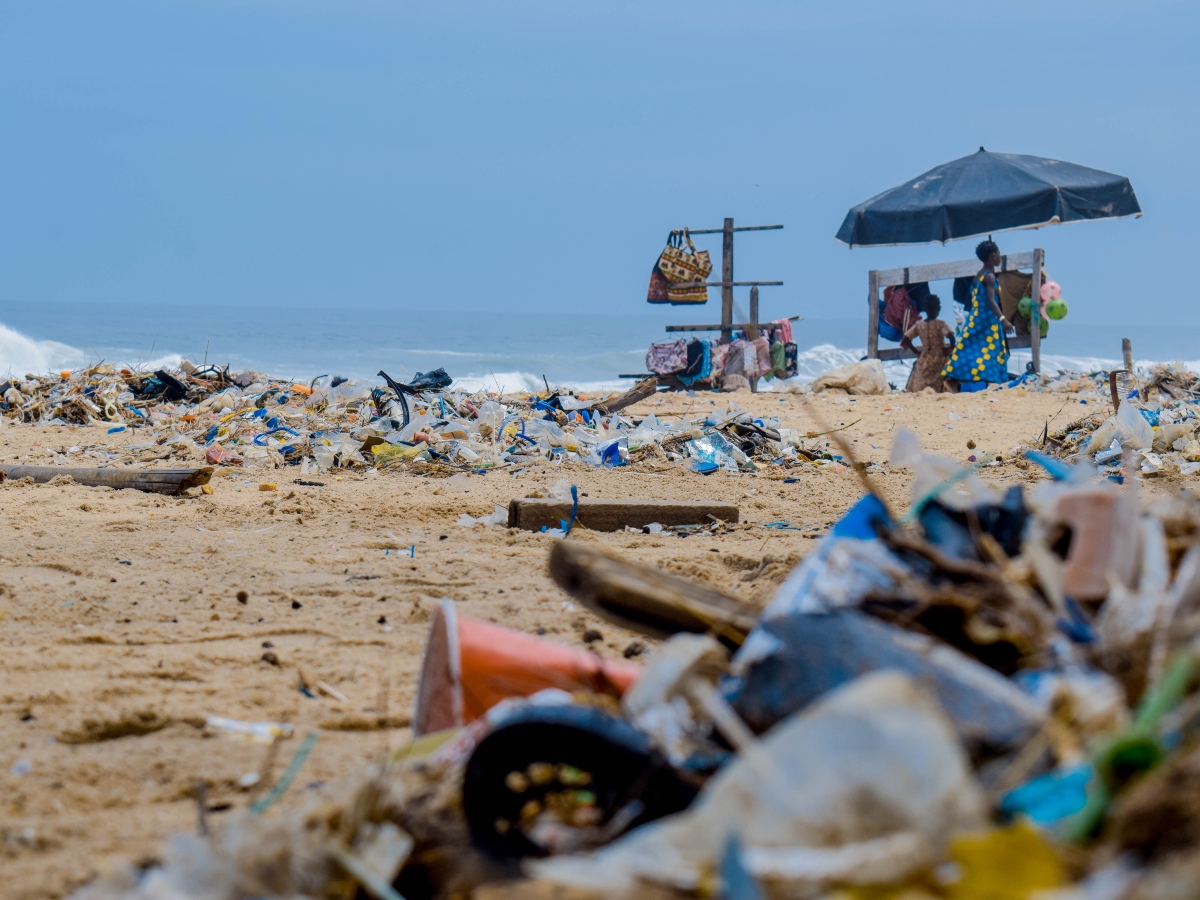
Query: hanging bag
[
  {"left": 646, "top": 231, "right": 674, "bottom": 304},
  {"left": 659, "top": 229, "right": 712, "bottom": 305}
]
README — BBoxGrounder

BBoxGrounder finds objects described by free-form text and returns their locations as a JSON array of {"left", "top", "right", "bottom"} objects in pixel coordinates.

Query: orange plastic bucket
[{"left": 412, "top": 600, "right": 641, "bottom": 736}]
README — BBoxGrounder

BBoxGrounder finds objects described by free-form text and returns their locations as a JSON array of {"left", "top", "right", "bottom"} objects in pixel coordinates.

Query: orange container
[{"left": 412, "top": 600, "right": 642, "bottom": 736}]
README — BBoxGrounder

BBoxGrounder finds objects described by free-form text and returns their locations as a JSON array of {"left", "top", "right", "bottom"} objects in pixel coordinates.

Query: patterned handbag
[
  {"left": 647, "top": 261, "right": 670, "bottom": 304},
  {"left": 658, "top": 229, "right": 712, "bottom": 281}
]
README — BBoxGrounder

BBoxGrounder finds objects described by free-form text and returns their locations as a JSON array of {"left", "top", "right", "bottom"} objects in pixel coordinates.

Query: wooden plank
[
  {"left": 1030, "top": 248, "right": 1044, "bottom": 374},
  {"left": 878, "top": 333, "right": 1035, "bottom": 361},
  {"left": 666, "top": 316, "right": 801, "bottom": 332},
  {"left": 874, "top": 251, "right": 1037, "bottom": 287},
  {"left": 685, "top": 224, "right": 784, "bottom": 235},
  {"left": 669, "top": 281, "right": 783, "bottom": 288},
  {"left": 592, "top": 377, "right": 657, "bottom": 415},
  {"left": 720, "top": 218, "right": 734, "bottom": 341},
  {"left": 0, "top": 465, "right": 214, "bottom": 494},
  {"left": 867, "top": 269, "right": 881, "bottom": 359},
  {"left": 548, "top": 541, "right": 757, "bottom": 647},
  {"left": 509, "top": 498, "right": 739, "bottom": 532}
]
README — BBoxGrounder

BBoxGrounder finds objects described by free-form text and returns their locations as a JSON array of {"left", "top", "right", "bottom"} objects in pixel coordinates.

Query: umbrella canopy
[{"left": 836, "top": 148, "right": 1141, "bottom": 247}]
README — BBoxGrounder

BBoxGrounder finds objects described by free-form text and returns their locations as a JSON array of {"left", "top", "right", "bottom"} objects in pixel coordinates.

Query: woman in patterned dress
[{"left": 942, "top": 240, "right": 1015, "bottom": 392}]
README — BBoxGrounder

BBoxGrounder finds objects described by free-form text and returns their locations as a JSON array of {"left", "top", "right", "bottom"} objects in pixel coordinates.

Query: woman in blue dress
[{"left": 943, "top": 240, "right": 1014, "bottom": 392}]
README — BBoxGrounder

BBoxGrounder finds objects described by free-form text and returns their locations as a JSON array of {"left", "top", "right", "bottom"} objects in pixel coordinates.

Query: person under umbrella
[
  {"left": 903, "top": 295, "right": 953, "bottom": 393},
  {"left": 942, "top": 240, "right": 1014, "bottom": 392}
]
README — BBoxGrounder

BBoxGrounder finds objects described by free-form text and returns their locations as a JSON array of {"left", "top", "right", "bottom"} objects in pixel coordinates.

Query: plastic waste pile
[
  {"left": 0, "top": 363, "right": 857, "bottom": 479},
  {"left": 73, "top": 427, "right": 1200, "bottom": 900},
  {"left": 1040, "top": 364, "right": 1200, "bottom": 479}
]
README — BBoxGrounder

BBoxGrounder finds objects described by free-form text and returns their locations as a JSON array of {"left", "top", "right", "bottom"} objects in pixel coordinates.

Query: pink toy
[{"left": 1039, "top": 280, "right": 1062, "bottom": 303}]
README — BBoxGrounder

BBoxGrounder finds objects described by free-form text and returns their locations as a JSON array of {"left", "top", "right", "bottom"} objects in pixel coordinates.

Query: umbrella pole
[
  {"left": 1030, "top": 248, "right": 1044, "bottom": 375},
  {"left": 867, "top": 270, "right": 880, "bottom": 360}
]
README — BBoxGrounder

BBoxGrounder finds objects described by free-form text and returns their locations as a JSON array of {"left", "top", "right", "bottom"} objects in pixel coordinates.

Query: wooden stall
[
  {"left": 622, "top": 217, "right": 799, "bottom": 391},
  {"left": 866, "top": 248, "right": 1045, "bottom": 374}
]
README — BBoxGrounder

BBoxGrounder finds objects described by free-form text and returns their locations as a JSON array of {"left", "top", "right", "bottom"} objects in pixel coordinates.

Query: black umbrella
[{"left": 836, "top": 148, "right": 1141, "bottom": 247}]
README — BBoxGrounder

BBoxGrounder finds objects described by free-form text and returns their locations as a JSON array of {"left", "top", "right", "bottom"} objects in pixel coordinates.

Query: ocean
[{"left": 1, "top": 301, "right": 1197, "bottom": 393}]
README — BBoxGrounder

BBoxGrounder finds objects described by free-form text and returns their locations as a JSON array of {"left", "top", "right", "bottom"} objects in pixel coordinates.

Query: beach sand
[{"left": 0, "top": 387, "right": 1178, "bottom": 898}]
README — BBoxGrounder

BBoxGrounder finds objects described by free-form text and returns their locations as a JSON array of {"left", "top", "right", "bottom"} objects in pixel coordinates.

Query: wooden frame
[{"left": 866, "top": 249, "right": 1045, "bottom": 373}]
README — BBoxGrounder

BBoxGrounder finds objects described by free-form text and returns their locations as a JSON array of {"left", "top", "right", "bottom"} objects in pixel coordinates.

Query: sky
[{"left": 0, "top": 0, "right": 1196, "bottom": 330}]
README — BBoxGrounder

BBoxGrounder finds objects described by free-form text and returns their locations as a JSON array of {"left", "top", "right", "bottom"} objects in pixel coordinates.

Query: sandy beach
[{"left": 0, "top": 384, "right": 1180, "bottom": 898}]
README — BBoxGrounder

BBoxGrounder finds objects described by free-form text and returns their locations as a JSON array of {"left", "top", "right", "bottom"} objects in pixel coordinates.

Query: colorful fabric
[
  {"left": 753, "top": 336, "right": 772, "bottom": 377},
  {"left": 772, "top": 318, "right": 794, "bottom": 344},
  {"left": 657, "top": 231, "right": 713, "bottom": 284},
  {"left": 646, "top": 339, "right": 688, "bottom": 374},
  {"left": 942, "top": 275, "right": 1009, "bottom": 384},
  {"left": 784, "top": 342, "right": 798, "bottom": 378},
  {"left": 647, "top": 264, "right": 670, "bottom": 304},
  {"left": 678, "top": 341, "right": 713, "bottom": 386}
]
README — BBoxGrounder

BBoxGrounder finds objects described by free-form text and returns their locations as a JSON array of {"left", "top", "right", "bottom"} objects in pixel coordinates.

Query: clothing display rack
[
  {"left": 866, "top": 248, "right": 1046, "bottom": 374},
  {"left": 654, "top": 218, "right": 795, "bottom": 392}
]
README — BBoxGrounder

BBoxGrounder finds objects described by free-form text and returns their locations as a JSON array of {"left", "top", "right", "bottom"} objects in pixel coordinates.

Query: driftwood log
[
  {"left": 509, "top": 498, "right": 738, "bottom": 533},
  {"left": 590, "top": 376, "right": 657, "bottom": 415},
  {"left": 0, "top": 465, "right": 214, "bottom": 495},
  {"left": 548, "top": 541, "right": 757, "bottom": 648}
]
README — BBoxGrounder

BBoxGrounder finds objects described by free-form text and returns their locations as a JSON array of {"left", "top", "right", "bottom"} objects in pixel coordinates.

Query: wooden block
[
  {"left": 508, "top": 498, "right": 738, "bottom": 532},
  {"left": 0, "top": 465, "right": 213, "bottom": 495},
  {"left": 549, "top": 541, "right": 757, "bottom": 647}
]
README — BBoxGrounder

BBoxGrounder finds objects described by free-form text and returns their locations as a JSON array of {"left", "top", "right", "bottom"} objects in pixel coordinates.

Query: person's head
[
  {"left": 923, "top": 295, "right": 941, "bottom": 320},
  {"left": 976, "top": 239, "right": 1000, "bottom": 267}
]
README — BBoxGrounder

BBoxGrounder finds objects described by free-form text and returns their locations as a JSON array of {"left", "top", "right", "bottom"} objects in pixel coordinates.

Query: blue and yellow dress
[{"left": 943, "top": 274, "right": 1009, "bottom": 385}]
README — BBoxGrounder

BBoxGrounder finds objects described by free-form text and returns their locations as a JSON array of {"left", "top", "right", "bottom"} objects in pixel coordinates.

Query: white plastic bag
[{"left": 810, "top": 359, "right": 888, "bottom": 395}]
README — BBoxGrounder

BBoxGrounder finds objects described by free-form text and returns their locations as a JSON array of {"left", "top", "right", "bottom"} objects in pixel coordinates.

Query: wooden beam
[
  {"left": 720, "top": 218, "right": 734, "bottom": 341},
  {"left": 0, "top": 465, "right": 214, "bottom": 495},
  {"left": 666, "top": 316, "right": 801, "bottom": 332},
  {"left": 683, "top": 224, "right": 783, "bottom": 235},
  {"left": 548, "top": 541, "right": 757, "bottom": 647},
  {"left": 878, "top": 333, "right": 1036, "bottom": 361},
  {"left": 508, "top": 498, "right": 739, "bottom": 532},
  {"left": 873, "top": 251, "right": 1037, "bottom": 287}
]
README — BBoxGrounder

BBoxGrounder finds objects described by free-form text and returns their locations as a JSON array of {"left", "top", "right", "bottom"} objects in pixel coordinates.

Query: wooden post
[
  {"left": 720, "top": 217, "right": 734, "bottom": 341},
  {"left": 1029, "top": 248, "right": 1043, "bottom": 375},
  {"left": 1122, "top": 338, "right": 1133, "bottom": 373},
  {"left": 748, "top": 284, "right": 760, "bottom": 393},
  {"left": 866, "top": 270, "right": 880, "bottom": 359}
]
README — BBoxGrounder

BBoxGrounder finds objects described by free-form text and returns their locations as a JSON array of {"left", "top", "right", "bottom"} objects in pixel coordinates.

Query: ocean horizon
[{"left": 1, "top": 300, "right": 1196, "bottom": 394}]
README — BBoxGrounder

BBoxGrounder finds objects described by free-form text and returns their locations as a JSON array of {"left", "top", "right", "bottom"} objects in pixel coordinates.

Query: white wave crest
[{"left": 0, "top": 322, "right": 88, "bottom": 378}]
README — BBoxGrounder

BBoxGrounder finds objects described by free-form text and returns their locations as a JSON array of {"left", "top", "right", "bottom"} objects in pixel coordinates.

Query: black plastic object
[
  {"left": 836, "top": 148, "right": 1141, "bottom": 247},
  {"left": 409, "top": 368, "right": 453, "bottom": 392},
  {"left": 153, "top": 369, "right": 189, "bottom": 401},
  {"left": 375, "top": 370, "right": 411, "bottom": 428},
  {"left": 918, "top": 485, "right": 1029, "bottom": 561},
  {"left": 462, "top": 704, "right": 699, "bottom": 861},
  {"left": 725, "top": 610, "right": 1042, "bottom": 759}
]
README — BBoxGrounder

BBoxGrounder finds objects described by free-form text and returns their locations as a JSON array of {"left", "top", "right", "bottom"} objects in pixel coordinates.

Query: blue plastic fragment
[
  {"left": 1024, "top": 450, "right": 1075, "bottom": 481},
  {"left": 783, "top": 477, "right": 800, "bottom": 483},
  {"left": 693, "top": 460, "right": 719, "bottom": 475},
  {"left": 831, "top": 494, "right": 892, "bottom": 539},
  {"left": 1108, "top": 474, "right": 1125, "bottom": 485},
  {"left": 107, "top": 425, "right": 126, "bottom": 434},
  {"left": 1139, "top": 407, "right": 1160, "bottom": 427},
  {"left": 999, "top": 763, "right": 1094, "bottom": 825},
  {"left": 1057, "top": 598, "right": 1097, "bottom": 644}
]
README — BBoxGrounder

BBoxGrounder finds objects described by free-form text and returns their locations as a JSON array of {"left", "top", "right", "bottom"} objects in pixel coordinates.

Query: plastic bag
[
  {"left": 1116, "top": 400, "right": 1154, "bottom": 450},
  {"left": 810, "top": 359, "right": 888, "bottom": 395}
]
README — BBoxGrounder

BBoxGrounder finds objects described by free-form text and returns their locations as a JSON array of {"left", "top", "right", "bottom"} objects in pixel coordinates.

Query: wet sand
[{"left": 0, "top": 387, "right": 1176, "bottom": 898}]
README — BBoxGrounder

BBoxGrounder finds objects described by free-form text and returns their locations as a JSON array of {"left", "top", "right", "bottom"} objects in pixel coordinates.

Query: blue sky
[{"left": 1, "top": 1, "right": 1195, "bottom": 326}]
